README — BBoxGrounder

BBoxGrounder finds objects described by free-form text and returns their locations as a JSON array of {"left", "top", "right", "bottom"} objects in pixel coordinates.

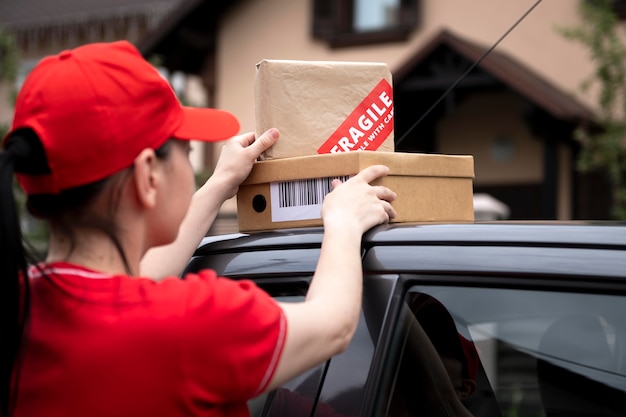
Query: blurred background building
[{"left": 1, "top": 0, "right": 621, "bottom": 233}]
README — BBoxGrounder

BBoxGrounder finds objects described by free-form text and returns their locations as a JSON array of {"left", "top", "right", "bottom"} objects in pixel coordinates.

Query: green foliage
[
  {"left": 0, "top": 27, "right": 18, "bottom": 138},
  {"left": 0, "top": 28, "right": 47, "bottom": 252},
  {"left": 558, "top": 0, "right": 626, "bottom": 219},
  {"left": 0, "top": 28, "right": 18, "bottom": 82},
  {"left": 0, "top": 26, "right": 17, "bottom": 139}
]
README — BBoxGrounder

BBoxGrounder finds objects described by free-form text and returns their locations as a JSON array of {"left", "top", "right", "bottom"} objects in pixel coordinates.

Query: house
[
  {"left": 0, "top": 0, "right": 186, "bottom": 144},
  {"left": 0, "top": 0, "right": 181, "bottom": 58},
  {"left": 1, "top": 0, "right": 225, "bottom": 172},
  {"left": 2, "top": 0, "right": 617, "bottom": 235},
  {"left": 0, "top": 0, "right": 195, "bottom": 241},
  {"left": 140, "top": 0, "right": 620, "bottom": 231}
]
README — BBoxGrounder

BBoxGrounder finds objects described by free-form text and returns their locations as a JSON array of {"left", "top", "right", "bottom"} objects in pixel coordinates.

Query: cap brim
[{"left": 174, "top": 106, "right": 240, "bottom": 142}]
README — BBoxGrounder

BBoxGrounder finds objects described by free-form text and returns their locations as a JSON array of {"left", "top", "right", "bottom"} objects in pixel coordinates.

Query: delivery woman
[{"left": 0, "top": 40, "right": 396, "bottom": 417}]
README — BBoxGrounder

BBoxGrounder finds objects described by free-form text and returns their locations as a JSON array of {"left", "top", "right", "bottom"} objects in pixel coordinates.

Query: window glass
[
  {"left": 315, "top": 311, "right": 376, "bottom": 417},
  {"left": 249, "top": 294, "right": 329, "bottom": 417},
  {"left": 385, "top": 286, "right": 626, "bottom": 417},
  {"left": 249, "top": 288, "right": 380, "bottom": 417},
  {"left": 354, "top": 0, "right": 400, "bottom": 32},
  {"left": 263, "top": 365, "right": 328, "bottom": 417},
  {"left": 311, "top": 0, "right": 417, "bottom": 47}
]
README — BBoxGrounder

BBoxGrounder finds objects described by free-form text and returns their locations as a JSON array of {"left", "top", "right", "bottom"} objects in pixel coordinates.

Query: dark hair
[{"left": 0, "top": 129, "right": 173, "bottom": 417}]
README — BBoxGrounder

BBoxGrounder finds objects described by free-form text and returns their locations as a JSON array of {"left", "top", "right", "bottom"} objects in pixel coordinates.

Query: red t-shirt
[{"left": 15, "top": 262, "right": 287, "bottom": 417}]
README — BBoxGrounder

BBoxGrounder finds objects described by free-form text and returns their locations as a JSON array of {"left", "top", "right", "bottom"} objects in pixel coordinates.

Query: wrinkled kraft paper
[{"left": 255, "top": 59, "right": 396, "bottom": 160}]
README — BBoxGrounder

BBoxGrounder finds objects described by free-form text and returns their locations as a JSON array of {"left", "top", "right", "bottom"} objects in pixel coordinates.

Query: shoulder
[{"left": 153, "top": 269, "right": 281, "bottom": 321}]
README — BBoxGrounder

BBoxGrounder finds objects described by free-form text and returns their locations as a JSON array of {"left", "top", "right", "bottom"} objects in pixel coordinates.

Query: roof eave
[{"left": 395, "top": 29, "right": 596, "bottom": 124}]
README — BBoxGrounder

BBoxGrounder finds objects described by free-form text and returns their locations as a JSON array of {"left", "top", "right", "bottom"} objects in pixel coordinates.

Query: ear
[
  {"left": 132, "top": 148, "right": 159, "bottom": 209},
  {"left": 457, "top": 378, "right": 476, "bottom": 400}
]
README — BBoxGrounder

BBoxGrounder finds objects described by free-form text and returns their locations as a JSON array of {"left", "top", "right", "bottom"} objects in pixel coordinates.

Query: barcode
[{"left": 278, "top": 176, "right": 351, "bottom": 208}]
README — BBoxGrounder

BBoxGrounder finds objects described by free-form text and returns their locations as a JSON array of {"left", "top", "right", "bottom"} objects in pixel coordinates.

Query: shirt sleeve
[{"left": 179, "top": 269, "right": 287, "bottom": 404}]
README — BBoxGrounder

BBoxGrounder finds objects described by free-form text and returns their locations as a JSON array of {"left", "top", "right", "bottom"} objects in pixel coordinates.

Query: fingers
[
  {"left": 355, "top": 164, "right": 390, "bottom": 184},
  {"left": 323, "top": 163, "right": 397, "bottom": 233},
  {"left": 382, "top": 199, "right": 397, "bottom": 220},
  {"left": 211, "top": 128, "right": 281, "bottom": 197},
  {"left": 335, "top": 165, "right": 397, "bottom": 203},
  {"left": 332, "top": 165, "right": 392, "bottom": 189},
  {"left": 254, "top": 128, "right": 280, "bottom": 151},
  {"left": 234, "top": 131, "right": 256, "bottom": 147},
  {"left": 366, "top": 188, "right": 397, "bottom": 222},
  {"left": 365, "top": 168, "right": 397, "bottom": 220},
  {"left": 372, "top": 184, "right": 397, "bottom": 206},
  {"left": 232, "top": 128, "right": 279, "bottom": 158}
]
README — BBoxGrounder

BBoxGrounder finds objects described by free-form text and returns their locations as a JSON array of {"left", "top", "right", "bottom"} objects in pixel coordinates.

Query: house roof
[
  {"left": 395, "top": 30, "right": 596, "bottom": 122},
  {"left": 0, "top": 0, "right": 181, "bottom": 30},
  {"left": 137, "top": 0, "right": 237, "bottom": 73},
  {"left": 134, "top": 1, "right": 594, "bottom": 123}
]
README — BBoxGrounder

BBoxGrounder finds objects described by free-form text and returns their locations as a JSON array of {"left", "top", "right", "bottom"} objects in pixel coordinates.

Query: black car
[{"left": 184, "top": 222, "right": 626, "bottom": 417}]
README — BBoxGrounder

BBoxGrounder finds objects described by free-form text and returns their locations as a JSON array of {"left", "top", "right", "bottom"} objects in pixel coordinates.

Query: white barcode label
[{"left": 270, "top": 176, "right": 351, "bottom": 222}]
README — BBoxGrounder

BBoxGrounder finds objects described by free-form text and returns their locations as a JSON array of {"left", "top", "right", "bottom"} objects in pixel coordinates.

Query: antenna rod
[{"left": 395, "top": 0, "right": 543, "bottom": 148}]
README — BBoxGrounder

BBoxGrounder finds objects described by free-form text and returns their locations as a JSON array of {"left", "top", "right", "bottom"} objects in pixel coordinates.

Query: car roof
[
  {"left": 195, "top": 221, "right": 626, "bottom": 253},
  {"left": 366, "top": 221, "right": 626, "bottom": 248},
  {"left": 187, "top": 221, "right": 626, "bottom": 283}
]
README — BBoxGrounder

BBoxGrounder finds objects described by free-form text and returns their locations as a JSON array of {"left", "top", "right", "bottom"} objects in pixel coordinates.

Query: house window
[
  {"left": 312, "top": 0, "right": 418, "bottom": 48},
  {"left": 354, "top": 0, "right": 400, "bottom": 31}
]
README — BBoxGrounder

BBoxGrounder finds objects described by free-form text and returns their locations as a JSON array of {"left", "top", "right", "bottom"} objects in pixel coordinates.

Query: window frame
[
  {"left": 311, "top": 0, "right": 419, "bottom": 48},
  {"left": 371, "top": 276, "right": 626, "bottom": 417}
]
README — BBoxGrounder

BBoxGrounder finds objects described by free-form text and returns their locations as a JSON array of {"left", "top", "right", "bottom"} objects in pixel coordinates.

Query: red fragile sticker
[{"left": 317, "top": 78, "right": 394, "bottom": 154}]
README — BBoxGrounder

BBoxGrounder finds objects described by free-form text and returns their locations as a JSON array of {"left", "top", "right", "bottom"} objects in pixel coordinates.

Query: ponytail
[
  {"left": 0, "top": 132, "right": 174, "bottom": 416},
  {"left": 0, "top": 129, "right": 48, "bottom": 417}
]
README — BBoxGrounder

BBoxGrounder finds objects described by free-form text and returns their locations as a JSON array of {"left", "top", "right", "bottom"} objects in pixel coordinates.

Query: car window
[
  {"left": 250, "top": 288, "right": 379, "bottom": 417},
  {"left": 314, "top": 310, "right": 375, "bottom": 417},
  {"left": 262, "top": 364, "right": 329, "bottom": 417},
  {"left": 248, "top": 293, "right": 329, "bottom": 417},
  {"left": 384, "top": 285, "right": 626, "bottom": 417}
]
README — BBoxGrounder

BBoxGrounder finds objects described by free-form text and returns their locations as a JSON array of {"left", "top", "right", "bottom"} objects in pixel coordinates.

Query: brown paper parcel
[
  {"left": 237, "top": 151, "right": 475, "bottom": 232},
  {"left": 255, "top": 59, "right": 395, "bottom": 160}
]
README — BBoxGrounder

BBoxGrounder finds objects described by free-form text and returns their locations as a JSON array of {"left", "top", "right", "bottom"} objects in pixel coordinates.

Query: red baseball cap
[
  {"left": 4, "top": 40, "right": 240, "bottom": 195},
  {"left": 406, "top": 293, "right": 480, "bottom": 380},
  {"left": 458, "top": 334, "right": 479, "bottom": 380}
]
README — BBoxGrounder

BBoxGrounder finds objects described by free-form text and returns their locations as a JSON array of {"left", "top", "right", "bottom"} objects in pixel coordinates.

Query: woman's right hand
[
  {"left": 269, "top": 164, "right": 397, "bottom": 391},
  {"left": 321, "top": 165, "right": 397, "bottom": 235}
]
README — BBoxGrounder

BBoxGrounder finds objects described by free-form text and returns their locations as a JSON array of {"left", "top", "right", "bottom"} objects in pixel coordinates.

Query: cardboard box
[
  {"left": 255, "top": 59, "right": 395, "bottom": 160},
  {"left": 237, "top": 151, "right": 474, "bottom": 232}
]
